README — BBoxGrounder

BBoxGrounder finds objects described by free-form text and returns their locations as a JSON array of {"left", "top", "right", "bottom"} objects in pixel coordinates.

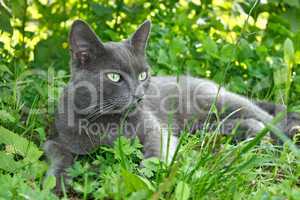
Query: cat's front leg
[
  {"left": 43, "top": 139, "right": 74, "bottom": 194},
  {"left": 143, "top": 129, "right": 178, "bottom": 164},
  {"left": 139, "top": 112, "right": 178, "bottom": 164}
]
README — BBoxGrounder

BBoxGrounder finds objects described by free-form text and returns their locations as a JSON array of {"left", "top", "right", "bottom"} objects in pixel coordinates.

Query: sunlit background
[{"left": 1, "top": 1, "right": 299, "bottom": 101}]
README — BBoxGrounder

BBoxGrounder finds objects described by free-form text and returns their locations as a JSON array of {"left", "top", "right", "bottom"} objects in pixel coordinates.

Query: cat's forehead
[
  {"left": 102, "top": 42, "right": 147, "bottom": 72},
  {"left": 104, "top": 42, "right": 133, "bottom": 63}
]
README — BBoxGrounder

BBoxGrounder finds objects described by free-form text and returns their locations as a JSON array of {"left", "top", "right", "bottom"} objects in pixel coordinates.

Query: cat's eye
[
  {"left": 138, "top": 72, "right": 148, "bottom": 81},
  {"left": 106, "top": 72, "right": 121, "bottom": 82}
]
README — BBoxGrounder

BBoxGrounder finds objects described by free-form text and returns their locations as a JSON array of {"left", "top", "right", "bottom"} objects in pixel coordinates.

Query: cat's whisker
[
  {"left": 87, "top": 108, "right": 105, "bottom": 120},
  {"left": 95, "top": 104, "right": 116, "bottom": 116},
  {"left": 87, "top": 103, "right": 116, "bottom": 121},
  {"left": 83, "top": 99, "right": 113, "bottom": 112},
  {"left": 96, "top": 105, "right": 116, "bottom": 118},
  {"left": 81, "top": 104, "right": 99, "bottom": 113},
  {"left": 86, "top": 102, "right": 112, "bottom": 117}
]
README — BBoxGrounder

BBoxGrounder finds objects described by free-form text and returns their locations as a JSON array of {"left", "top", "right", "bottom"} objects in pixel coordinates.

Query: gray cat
[{"left": 44, "top": 20, "right": 299, "bottom": 193}]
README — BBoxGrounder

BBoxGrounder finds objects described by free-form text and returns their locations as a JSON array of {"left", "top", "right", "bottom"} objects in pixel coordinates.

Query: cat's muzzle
[
  {"left": 125, "top": 95, "right": 144, "bottom": 113},
  {"left": 132, "top": 94, "right": 144, "bottom": 104}
]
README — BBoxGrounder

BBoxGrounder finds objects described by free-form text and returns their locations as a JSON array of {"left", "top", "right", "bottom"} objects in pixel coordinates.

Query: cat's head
[{"left": 68, "top": 20, "right": 151, "bottom": 117}]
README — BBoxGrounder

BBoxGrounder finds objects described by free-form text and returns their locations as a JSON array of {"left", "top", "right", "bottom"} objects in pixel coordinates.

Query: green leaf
[
  {"left": 121, "top": 168, "right": 154, "bottom": 193},
  {"left": 90, "top": 3, "right": 112, "bottom": 18},
  {"left": 202, "top": 36, "right": 218, "bottom": 56},
  {"left": 283, "top": 0, "right": 300, "bottom": 8},
  {"left": 0, "top": 64, "right": 12, "bottom": 75},
  {"left": 0, "top": 126, "right": 43, "bottom": 162},
  {"left": 283, "top": 38, "right": 295, "bottom": 64},
  {"left": 34, "top": 127, "right": 46, "bottom": 141},
  {"left": 238, "top": 39, "right": 253, "bottom": 59},
  {"left": 43, "top": 175, "right": 56, "bottom": 191},
  {"left": 140, "top": 157, "right": 160, "bottom": 178},
  {"left": 128, "top": 190, "right": 150, "bottom": 200},
  {"left": 0, "top": 174, "right": 19, "bottom": 199},
  {"left": 281, "top": 7, "right": 300, "bottom": 32},
  {"left": 10, "top": 0, "right": 26, "bottom": 19},
  {"left": 295, "top": 51, "right": 300, "bottom": 64},
  {"left": 175, "top": 181, "right": 190, "bottom": 200},
  {"left": 220, "top": 44, "right": 236, "bottom": 62},
  {"left": 0, "top": 152, "right": 23, "bottom": 172},
  {"left": 169, "top": 37, "right": 186, "bottom": 63},
  {"left": 0, "top": 110, "right": 16, "bottom": 123},
  {"left": 157, "top": 49, "right": 169, "bottom": 66},
  {"left": 0, "top": 7, "right": 12, "bottom": 33},
  {"left": 273, "top": 67, "right": 287, "bottom": 86}
]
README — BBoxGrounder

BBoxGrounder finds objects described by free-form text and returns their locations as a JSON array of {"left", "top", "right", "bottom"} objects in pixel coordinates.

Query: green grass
[{"left": 56, "top": 134, "right": 300, "bottom": 199}]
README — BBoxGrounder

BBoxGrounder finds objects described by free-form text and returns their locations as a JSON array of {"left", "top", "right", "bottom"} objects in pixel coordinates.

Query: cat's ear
[
  {"left": 69, "top": 20, "right": 104, "bottom": 65},
  {"left": 129, "top": 20, "right": 151, "bottom": 54}
]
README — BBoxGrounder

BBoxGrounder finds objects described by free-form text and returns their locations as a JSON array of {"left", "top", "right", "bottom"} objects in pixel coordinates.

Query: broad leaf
[
  {"left": 0, "top": 152, "right": 23, "bottom": 172},
  {"left": 121, "top": 168, "right": 154, "bottom": 193},
  {"left": 175, "top": 181, "right": 190, "bottom": 200},
  {"left": 0, "top": 126, "right": 42, "bottom": 162},
  {"left": 0, "top": 7, "right": 12, "bottom": 33},
  {"left": 283, "top": 38, "right": 295, "bottom": 65}
]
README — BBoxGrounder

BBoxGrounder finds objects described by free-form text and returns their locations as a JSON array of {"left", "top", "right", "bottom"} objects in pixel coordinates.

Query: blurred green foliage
[{"left": 1, "top": 0, "right": 300, "bottom": 107}]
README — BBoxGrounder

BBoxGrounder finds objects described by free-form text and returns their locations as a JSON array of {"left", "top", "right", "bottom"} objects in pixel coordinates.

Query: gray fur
[{"left": 44, "top": 20, "right": 299, "bottom": 193}]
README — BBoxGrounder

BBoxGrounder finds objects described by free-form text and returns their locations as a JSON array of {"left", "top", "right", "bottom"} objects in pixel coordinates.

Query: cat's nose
[
  {"left": 133, "top": 89, "right": 145, "bottom": 98},
  {"left": 136, "top": 98, "right": 143, "bottom": 103}
]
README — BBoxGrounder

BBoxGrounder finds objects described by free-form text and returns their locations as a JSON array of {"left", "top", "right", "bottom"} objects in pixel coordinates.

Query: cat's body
[
  {"left": 44, "top": 20, "right": 299, "bottom": 193},
  {"left": 48, "top": 75, "right": 273, "bottom": 156}
]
